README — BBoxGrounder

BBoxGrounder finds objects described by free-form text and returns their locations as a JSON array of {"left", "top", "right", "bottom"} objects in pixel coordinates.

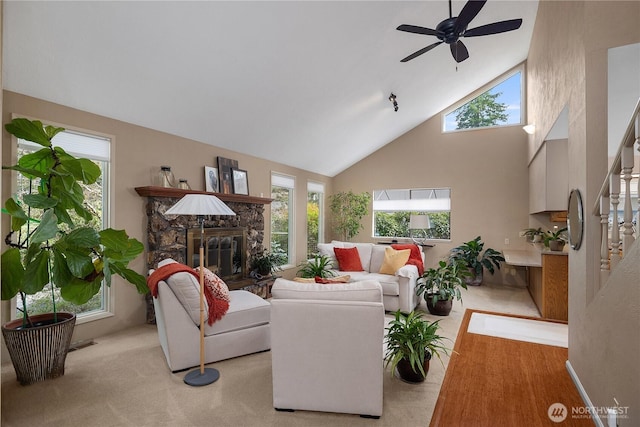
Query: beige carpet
[{"left": 1, "top": 283, "right": 540, "bottom": 427}]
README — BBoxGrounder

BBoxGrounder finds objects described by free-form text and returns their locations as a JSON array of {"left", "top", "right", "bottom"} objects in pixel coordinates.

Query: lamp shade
[
  {"left": 409, "top": 214, "right": 430, "bottom": 230},
  {"left": 165, "top": 194, "right": 236, "bottom": 216}
]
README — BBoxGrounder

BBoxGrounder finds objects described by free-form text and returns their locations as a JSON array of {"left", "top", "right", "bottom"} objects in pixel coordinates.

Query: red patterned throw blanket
[{"left": 147, "top": 263, "right": 229, "bottom": 325}]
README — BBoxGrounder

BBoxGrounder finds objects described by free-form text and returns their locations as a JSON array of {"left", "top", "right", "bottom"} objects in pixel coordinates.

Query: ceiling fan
[{"left": 397, "top": 0, "right": 523, "bottom": 63}]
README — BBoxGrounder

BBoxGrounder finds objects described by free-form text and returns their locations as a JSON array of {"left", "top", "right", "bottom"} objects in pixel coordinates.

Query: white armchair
[{"left": 270, "top": 278, "right": 385, "bottom": 418}]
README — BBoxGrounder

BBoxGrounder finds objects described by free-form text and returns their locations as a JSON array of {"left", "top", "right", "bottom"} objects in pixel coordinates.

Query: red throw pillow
[
  {"left": 333, "top": 247, "right": 364, "bottom": 271},
  {"left": 391, "top": 244, "right": 424, "bottom": 275}
]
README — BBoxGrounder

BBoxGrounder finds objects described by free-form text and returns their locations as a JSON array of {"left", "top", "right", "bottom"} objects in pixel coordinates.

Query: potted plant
[
  {"left": 448, "top": 236, "right": 505, "bottom": 286},
  {"left": 384, "top": 310, "right": 451, "bottom": 383},
  {"left": 416, "top": 260, "right": 469, "bottom": 316},
  {"left": 543, "top": 227, "right": 568, "bottom": 251},
  {"left": 522, "top": 227, "right": 544, "bottom": 243},
  {"left": 1, "top": 118, "right": 148, "bottom": 385},
  {"left": 328, "top": 190, "right": 371, "bottom": 241},
  {"left": 296, "top": 254, "right": 336, "bottom": 279},
  {"left": 250, "top": 246, "right": 287, "bottom": 277}
]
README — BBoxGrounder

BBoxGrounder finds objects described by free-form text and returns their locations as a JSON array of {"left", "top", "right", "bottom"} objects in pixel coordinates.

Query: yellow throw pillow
[{"left": 379, "top": 247, "right": 411, "bottom": 275}]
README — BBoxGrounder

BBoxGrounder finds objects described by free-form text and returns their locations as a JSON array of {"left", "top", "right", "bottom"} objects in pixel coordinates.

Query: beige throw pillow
[{"left": 379, "top": 247, "right": 411, "bottom": 275}]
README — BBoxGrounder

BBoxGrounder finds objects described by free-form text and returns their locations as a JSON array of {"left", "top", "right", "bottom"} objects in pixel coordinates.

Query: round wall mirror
[{"left": 567, "top": 189, "right": 584, "bottom": 250}]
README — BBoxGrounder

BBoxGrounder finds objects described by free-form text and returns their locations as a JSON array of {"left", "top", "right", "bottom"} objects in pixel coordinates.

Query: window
[
  {"left": 443, "top": 69, "right": 523, "bottom": 132},
  {"left": 373, "top": 188, "right": 451, "bottom": 240},
  {"left": 14, "top": 126, "right": 112, "bottom": 321},
  {"left": 271, "top": 173, "right": 295, "bottom": 266},
  {"left": 307, "top": 181, "right": 324, "bottom": 256}
]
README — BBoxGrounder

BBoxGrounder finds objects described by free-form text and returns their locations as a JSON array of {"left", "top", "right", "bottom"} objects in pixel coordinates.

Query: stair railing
[{"left": 593, "top": 98, "right": 639, "bottom": 286}]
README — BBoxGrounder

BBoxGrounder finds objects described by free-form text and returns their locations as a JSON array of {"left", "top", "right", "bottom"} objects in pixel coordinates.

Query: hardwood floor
[{"left": 430, "top": 309, "right": 593, "bottom": 427}]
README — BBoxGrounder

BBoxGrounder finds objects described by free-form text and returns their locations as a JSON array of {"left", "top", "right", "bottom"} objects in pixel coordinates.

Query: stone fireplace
[{"left": 136, "top": 186, "right": 273, "bottom": 322}]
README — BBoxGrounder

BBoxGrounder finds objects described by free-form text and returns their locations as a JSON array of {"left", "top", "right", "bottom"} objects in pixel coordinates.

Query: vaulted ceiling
[{"left": 3, "top": 1, "right": 539, "bottom": 176}]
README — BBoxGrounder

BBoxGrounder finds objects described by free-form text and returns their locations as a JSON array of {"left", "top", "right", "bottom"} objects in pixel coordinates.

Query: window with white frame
[
  {"left": 373, "top": 188, "right": 451, "bottom": 240},
  {"left": 14, "top": 126, "right": 112, "bottom": 321},
  {"left": 443, "top": 68, "right": 523, "bottom": 132},
  {"left": 307, "top": 181, "right": 324, "bottom": 256},
  {"left": 271, "top": 173, "right": 295, "bottom": 266}
]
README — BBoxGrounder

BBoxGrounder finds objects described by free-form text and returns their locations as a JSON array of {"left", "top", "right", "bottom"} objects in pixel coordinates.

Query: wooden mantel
[{"left": 135, "top": 186, "right": 272, "bottom": 204}]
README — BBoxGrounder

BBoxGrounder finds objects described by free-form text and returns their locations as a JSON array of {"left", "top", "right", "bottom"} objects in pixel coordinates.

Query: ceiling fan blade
[
  {"left": 396, "top": 24, "right": 441, "bottom": 37},
  {"left": 453, "top": 0, "right": 487, "bottom": 35},
  {"left": 400, "top": 41, "right": 443, "bottom": 62},
  {"left": 450, "top": 40, "right": 469, "bottom": 63},
  {"left": 463, "top": 19, "right": 523, "bottom": 37}
]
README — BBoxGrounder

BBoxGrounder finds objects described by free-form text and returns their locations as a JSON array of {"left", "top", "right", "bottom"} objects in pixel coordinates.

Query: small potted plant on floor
[
  {"left": 1, "top": 118, "right": 148, "bottom": 385},
  {"left": 384, "top": 310, "right": 451, "bottom": 383},
  {"left": 250, "top": 245, "right": 287, "bottom": 277},
  {"left": 417, "top": 260, "right": 469, "bottom": 316},
  {"left": 296, "top": 254, "right": 336, "bottom": 279},
  {"left": 543, "top": 227, "right": 568, "bottom": 251},
  {"left": 449, "top": 236, "right": 505, "bottom": 286}
]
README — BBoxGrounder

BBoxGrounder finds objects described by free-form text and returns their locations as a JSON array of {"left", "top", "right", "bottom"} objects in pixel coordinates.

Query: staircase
[{"left": 593, "top": 98, "right": 640, "bottom": 286}]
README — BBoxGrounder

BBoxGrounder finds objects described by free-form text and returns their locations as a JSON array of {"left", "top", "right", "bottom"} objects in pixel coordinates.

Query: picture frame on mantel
[
  {"left": 231, "top": 168, "right": 249, "bottom": 195},
  {"left": 204, "top": 166, "right": 219, "bottom": 193},
  {"left": 217, "top": 156, "right": 238, "bottom": 194}
]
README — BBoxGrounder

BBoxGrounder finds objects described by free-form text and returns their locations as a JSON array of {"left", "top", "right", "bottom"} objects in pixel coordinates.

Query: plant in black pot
[
  {"left": 296, "top": 254, "right": 336, "bottom": 279},
  {"left": 250, "top": 245, "right": 287, "bottom": 277},
  {"left": 449, "top": 236, "right": 505, "bottom": 286},
  {"left": 384, "top": 310, "right": 450, "bottom": 383},
  {"left": 1, "top": 118, "right": 148, "bottom": 385},
  {"left": 417, "top": 260, "right": 469, "bottom": 316}
]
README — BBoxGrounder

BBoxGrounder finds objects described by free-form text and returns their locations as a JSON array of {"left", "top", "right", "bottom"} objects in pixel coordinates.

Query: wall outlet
[{"left": 504, "top": 238, "right": 510, "bottom": 245}]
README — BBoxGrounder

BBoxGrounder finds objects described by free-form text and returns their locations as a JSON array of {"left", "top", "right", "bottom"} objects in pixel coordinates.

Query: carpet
[{"left": 430, "top": 309, "right": 592, "bottom": 427}]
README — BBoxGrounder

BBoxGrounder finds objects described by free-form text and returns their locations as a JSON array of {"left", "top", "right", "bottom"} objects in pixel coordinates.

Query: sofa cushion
[
  {"left": 379, "top": 247, "right": 411, "bottom": 274},
  {"left": 369, "top": 245, "right": 387, "bottom": 273},
  {"left": 272, "top": 278, "right": 382, "bottom": 303},
  {"left": 365, "top": 272, "right": 401, "bottom": 296},
  {"left": 343, "top": 242, "right": 374, "bottom": 272},
  {"left": 203, "top": 290, "right": 270, "bottom": 336},
  {"left": 196, "top": 266, "right": 230, "bottom": 302},
  {"left": 318, "top": 242, "right": 342, "bottom": 268},
  {"left": 391, "top": 243, "right": 425, "bottom": 275},
  {"left": 334, "top": 247, "right": 364, "bottom": 271},
  {"left": 159, "top": 259, "right": 203, "bottom": 326}
]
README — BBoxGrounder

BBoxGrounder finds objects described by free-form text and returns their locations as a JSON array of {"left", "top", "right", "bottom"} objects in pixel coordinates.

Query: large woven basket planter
[{"left": 2, "top": 312, "right": 76, "bottom": 386}]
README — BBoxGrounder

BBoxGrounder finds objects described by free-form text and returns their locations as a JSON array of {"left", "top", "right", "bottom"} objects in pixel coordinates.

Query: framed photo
[
  {"left": 204, "top": 166, "right": 219, "bottom": 193},
  {"left": 217, "top": 157, "right": 238, "bottom": 194},
  {"left": 231, "top": 168, "right": 249, "bottom": 195}
]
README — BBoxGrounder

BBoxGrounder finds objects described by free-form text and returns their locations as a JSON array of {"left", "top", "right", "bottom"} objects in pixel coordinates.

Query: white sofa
[
  {"left": 151, "top": 263, "right": 271, "bottom": 372},
  {"left": 317, "top": 241, "right": 423, "bottom": 313},
  {"left": 270, "top": 278, "right": 385, "bottom": 418}
]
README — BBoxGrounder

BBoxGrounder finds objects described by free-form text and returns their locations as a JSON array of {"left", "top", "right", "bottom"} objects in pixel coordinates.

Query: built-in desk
[{"left": 503, "top": 249, "right": 568, "bottom": 321}]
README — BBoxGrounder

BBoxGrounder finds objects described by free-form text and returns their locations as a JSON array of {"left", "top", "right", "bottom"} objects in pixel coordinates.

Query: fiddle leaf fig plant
[{"left": 1, "top": 118, "right": 147, "bottom": 326}]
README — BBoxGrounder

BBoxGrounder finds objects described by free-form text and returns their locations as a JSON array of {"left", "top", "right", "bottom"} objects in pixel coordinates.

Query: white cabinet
[{"left": 529, "top": 139, "right": 569, "bottom": 213}]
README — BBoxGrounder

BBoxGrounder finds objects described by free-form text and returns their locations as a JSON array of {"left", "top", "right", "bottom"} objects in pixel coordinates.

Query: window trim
[
  {"left": 307, "top": 180, "right": 325, "bottom": 256},
  {"left": 270, "top": 172, "right": 296, "bottom": 269},
  {"left": 441, "top": 63, "right": 525, "bottom": 133},
  {"left": 9, "top": 114, "right": 116, "bottom": 325}
]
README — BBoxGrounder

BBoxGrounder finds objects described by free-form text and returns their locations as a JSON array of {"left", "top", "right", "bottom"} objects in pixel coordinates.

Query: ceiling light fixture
[
  {"left": 523, "top": 124, "right": 536, "bottom": 135},
  {"left": 389, "top": 93, "right": 399, "bottom": 112}
]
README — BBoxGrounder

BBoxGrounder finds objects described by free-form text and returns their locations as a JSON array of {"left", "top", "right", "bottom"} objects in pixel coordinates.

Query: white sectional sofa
[{"left": 317, "top": 241, "right": 423, "bottom": 313}]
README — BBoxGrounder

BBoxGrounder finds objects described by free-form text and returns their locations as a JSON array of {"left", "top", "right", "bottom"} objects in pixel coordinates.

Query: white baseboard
[{"left": 566, "top": 360, "right": 604, "bottom": 427}]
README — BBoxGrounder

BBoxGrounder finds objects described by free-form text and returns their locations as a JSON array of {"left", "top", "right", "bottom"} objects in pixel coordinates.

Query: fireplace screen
[{"left": 186, "top": 227, "right": 247, "bottom": 281}]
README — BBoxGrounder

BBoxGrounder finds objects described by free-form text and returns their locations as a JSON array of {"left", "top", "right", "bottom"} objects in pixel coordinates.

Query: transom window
[
  {"left": 373, "top": 188, "right": 451, "bottom": 240},
  {"left": 443, "top": 69, "right": 523, "bottom": 132}
]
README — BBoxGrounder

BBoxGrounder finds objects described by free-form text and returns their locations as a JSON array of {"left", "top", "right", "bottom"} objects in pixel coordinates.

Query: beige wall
[
  {"left": 333, "top": 102, "right": 530, "bottom": 286},
  {"left": 527, "top": 1, "right": 639, "bottom": 424},
  {"left": 1, "top": 91, "right": 332, "bottom": 344}
]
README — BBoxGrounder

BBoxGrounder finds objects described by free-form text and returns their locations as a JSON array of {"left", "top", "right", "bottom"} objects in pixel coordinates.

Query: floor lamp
[{"left": 165, "top": 193, "right": 236, "bottom": 386}]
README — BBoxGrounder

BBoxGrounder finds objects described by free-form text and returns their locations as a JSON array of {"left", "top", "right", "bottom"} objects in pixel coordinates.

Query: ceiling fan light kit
[
  {"left": 389, "top": 93, "right": 399, "bottom": 112},
  {"left": 397, "top": 0, "right": 523, "bottom": 63}
]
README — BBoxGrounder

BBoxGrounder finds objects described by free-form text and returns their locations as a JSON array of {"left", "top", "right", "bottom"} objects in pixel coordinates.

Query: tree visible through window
[
  {"left": 444, "top": 70, "right": 522, "bottom": 132},
  {"left": 271, "top": 173, "right": 295, "bottom": 266},
  {"left": 307, "top": 181, "right": 324, "bottom": 257}
]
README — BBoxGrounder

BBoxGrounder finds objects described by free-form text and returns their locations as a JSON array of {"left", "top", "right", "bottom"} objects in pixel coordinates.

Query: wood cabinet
[{"left": 528, "top": 254, "right": 568, "bottom": 321}]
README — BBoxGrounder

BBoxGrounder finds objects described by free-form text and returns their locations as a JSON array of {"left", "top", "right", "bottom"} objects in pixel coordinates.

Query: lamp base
[{"left": 184, "top": 367, "right": 220, "bottom": 386}]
